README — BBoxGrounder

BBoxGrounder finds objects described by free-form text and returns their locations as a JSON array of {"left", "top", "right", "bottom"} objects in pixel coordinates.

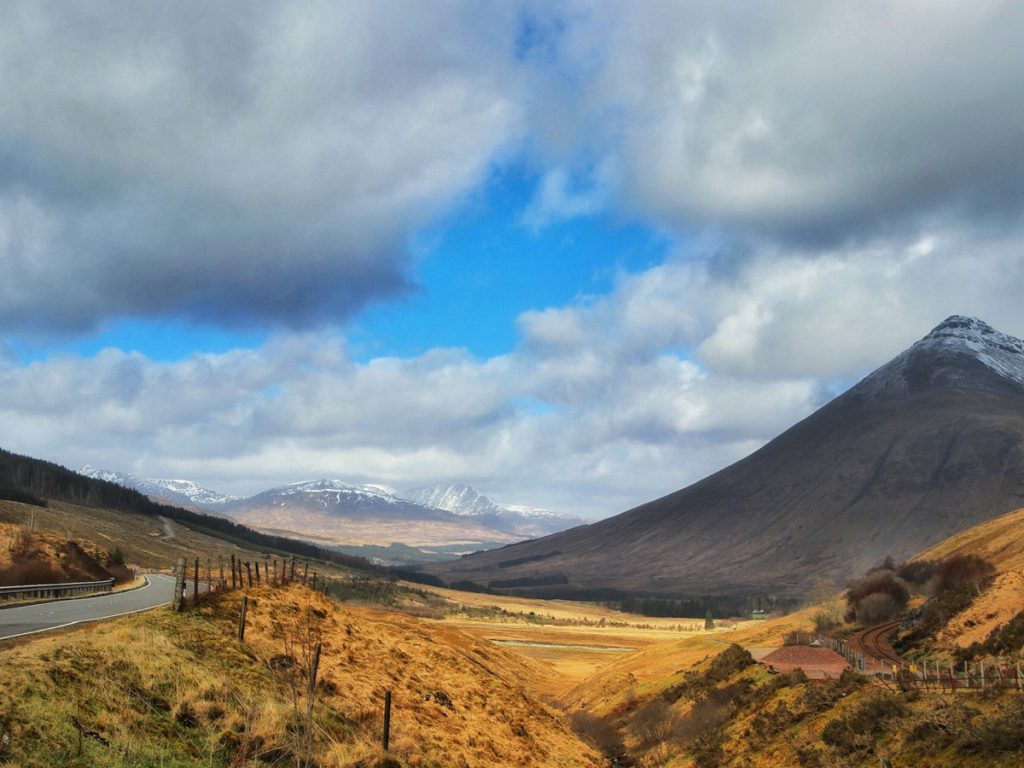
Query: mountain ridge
[
  {"left": 425, "top": 315, "right": 1024, "bottom": 597},
  {"left": 403, "top": 483, "right": 588, "bottom": 537}
]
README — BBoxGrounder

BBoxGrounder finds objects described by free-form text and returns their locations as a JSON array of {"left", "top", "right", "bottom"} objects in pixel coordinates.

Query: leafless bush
[
  {"left": 568, "top": 711, "right": 623, "bottom": 755},
  {"left": 845, "top": 573, "right": 908, "bottom": 623},
  {"left": 855, "top": 593, "right": 901, "bottom": 624},
  {"left": 0, "top": 560, "right": 61, "bottom": 586},
  {"left": 630, "top": 699, "right": 681, "bottom": 749},
  {"left": 813, "top": 607, "right": 841, "bottom": 633},
  {"left": 270, "top": 605, "right": 324, "bottom": 767}
]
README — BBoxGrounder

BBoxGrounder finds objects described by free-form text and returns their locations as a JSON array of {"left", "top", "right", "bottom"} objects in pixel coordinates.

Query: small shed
[{"left": 760, "top": 646, "right": 851, "bottom": 680}]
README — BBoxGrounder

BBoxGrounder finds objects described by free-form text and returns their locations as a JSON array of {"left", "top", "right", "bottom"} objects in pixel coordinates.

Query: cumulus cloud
[
  {"left": 0, "top": 1, "right": 524, "bottom": 333},
  {"left": 5, "top": 3, "right": 1024, "bottom": 519},
  {"left": 535, "top": 0, "right": 1024, "bottom": 242}
]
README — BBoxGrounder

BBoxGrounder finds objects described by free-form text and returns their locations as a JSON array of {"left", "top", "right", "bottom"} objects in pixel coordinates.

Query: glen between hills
[{"left": 426, "top": 316, "right": 1024, "bottom": 598}]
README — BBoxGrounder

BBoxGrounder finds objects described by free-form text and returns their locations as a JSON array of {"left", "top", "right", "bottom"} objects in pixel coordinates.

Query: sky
[{"left": 3, "top": 1, "right": 1024, "bottom": 518}]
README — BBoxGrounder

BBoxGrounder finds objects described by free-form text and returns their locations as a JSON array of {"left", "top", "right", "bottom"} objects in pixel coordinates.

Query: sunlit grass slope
[{"left": 0, "top": 584, "right": 601, "bottom": 767}]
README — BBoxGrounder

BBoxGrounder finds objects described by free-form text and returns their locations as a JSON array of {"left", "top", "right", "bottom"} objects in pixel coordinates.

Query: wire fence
[{"left": 784, "top": 631, "right": 1023, "bottom": 692}]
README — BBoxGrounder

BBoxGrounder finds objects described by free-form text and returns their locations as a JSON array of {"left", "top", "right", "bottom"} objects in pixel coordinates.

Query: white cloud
[
  {"left": 534, "top": 1, "right": 1024, "bottom": 241},
  {"left": 0, "top": 1, "right": 525, "bottom": 332}
]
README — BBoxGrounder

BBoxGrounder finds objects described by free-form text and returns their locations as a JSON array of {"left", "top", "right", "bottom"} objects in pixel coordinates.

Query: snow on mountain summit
[
  {"left": 78, "top": 467, "right": 238, "bottom": 507},
  {"left": 403, "top": 483, "right": 586, "bottom": 537},
  {"left": 277, "top": 479, "right": 399, "bottom": 502},
  {"left": 405, "top": 483, "right": 503, "bottom": 517},
  {"left": 852, "top": 315, "right": 1024, "bottom": 399}
]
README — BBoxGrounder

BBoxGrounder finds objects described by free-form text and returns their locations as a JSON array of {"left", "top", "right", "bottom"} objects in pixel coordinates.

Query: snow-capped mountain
[
  {"left": 853, "top": 315, "right": 1024, "bottom": 399},
  {"left": 425, "top": 315, "right": 1024, "bottom": 596},
  {"left": 79, "top": 466, "right": 238, "bottom": 508},
  {"left": 403, "top": 483, "right": 587, "bottom": 537},
  {"left": 227, "top": 479, "right": 442, "bottom": 520},
  {"left": 223, "top": 479, "right": 523, "bottom": 549}
]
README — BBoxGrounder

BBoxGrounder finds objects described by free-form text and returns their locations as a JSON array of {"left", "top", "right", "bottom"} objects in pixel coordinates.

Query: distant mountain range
[
  {"left": 426, "top": 315, "right": 1024, "bottom": 597},
  {"left": 79, "top": 467, "right": 239, "bottom": 509},
  {"left": 76, "top": 470, "right": 585, "bottom": 552},
  {"left": 404, "top": 483, "right": 587, "bottom": 537}
]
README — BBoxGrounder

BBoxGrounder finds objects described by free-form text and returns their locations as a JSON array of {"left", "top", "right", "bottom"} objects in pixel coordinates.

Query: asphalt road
[{"left": 0, "top": 574, "right": 177, "bottom": 642}]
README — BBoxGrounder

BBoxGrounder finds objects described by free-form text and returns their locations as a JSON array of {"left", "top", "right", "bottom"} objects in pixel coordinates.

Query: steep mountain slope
[
  {"left": 427, "top": 316, "right": 1024, "bottom": 597},
  {"left": 225, "top": 479, "right": 523, "bottom": 548},
  {"left": 404, "top": 482, "right": 588, "bottom": 537},
  {"left": 79, "top": 466, "right": 238, "bottom": 509}
]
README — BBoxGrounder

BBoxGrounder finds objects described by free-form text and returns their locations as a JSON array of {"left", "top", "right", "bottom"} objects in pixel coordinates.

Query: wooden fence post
[
  {"left": 272, "top": 559, "right": 278, "bottom": 586},
  {"left": 382, "top": 689, "right": 392, "bottom": 751},
  {"left": 238, "top": 595, "right": 248, "bottom": 642},
  {"left": 219, "top": 556, "right": 225, "bottom": 591},
  {"left": 311, "top": 572, "right": 317, "bottom": 591},
  {"left": 193, "top": 558, "right": 200, "bottom": 604},
  {"left": 255, "top": 562, "right": 261, "bottom": 585},
  {"left": 290, "top": 557, "right": 296, "bottom": 582},
  {"left": 308, "top": 642, "right": 322, "bottom": 699},
  {"left": 302, "top": 562, "right": 309, "bottom": 585},
  {"left": 206, "top": 559, "right": 212, "bottom": 594},
  {"left": 245, "top": 561, "right": 253, "bottom": 587},
  {"left": 230, "top": 555, "right": 237, "bottom": 590},
  {"left": 172, "top": 557, "right": 186, "bottom": 612}
]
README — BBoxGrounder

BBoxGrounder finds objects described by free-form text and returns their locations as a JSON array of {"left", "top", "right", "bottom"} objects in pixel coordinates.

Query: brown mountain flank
[{"left": 427, "top": 316, "right": 1024, "bottom": 597}]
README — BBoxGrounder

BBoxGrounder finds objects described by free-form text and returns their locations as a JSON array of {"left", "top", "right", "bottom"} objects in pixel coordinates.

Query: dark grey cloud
[
  {"left": 0, "top": 1, "right": 524, "bottom": 333},
  {"left": 538, "top": 1, "right": 1024, "bottom": 245}
]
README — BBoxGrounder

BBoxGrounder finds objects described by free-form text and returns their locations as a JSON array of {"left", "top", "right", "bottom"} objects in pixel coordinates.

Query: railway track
[{"left": 849, "top": 618, "right": 905, "bottom": 669}]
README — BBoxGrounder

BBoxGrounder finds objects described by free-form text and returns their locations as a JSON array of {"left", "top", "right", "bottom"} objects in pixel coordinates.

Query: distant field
[{"left": 407, "top": 580, "right": 765, "bottom": 700}]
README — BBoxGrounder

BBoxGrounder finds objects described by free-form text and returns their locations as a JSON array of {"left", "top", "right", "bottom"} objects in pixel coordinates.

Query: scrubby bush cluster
[
  {"left": 662, "top": 644, "right": 755, "bottom": 704},
  {"left": 844, "top": 553, "right": 995, "bottom": 631},
  {"left": 955, "top": 608, "right": 1024, "bottom": 662},
  {"left": 820, "top": 693, "right": 907, "bottom": 752},
  {"left": 897, "top": 554, "right": 996, "bottom": 649},
  {"left": 844, "top": 572, "right": 909, "bottom": 624}
]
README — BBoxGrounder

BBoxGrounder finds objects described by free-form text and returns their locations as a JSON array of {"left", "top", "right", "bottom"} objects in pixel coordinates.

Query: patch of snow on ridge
[
  {"left": 853, "top": 315, "right": 1024, "bottom": 398},
  {"left": 148, "top": 478, "right": 239, "bottom": 505},
  {"left": 281, "top": 479, "right": 398, "bottom": 502}
]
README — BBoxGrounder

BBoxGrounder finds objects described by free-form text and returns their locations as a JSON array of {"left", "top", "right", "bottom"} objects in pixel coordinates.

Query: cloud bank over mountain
[{"left": 3, "top": 2, "right": 1024, "bottom": 517}]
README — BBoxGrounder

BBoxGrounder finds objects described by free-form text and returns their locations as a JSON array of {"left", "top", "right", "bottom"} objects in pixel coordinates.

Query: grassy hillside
[
  {"left": 1, "top": 498, "right": 264, "bottom": 571},
  {"left": 0, "top": 583, "right": 602, "bottom": 767},
  {"left": 547, "top": 507, "right": 1024, "bottom": 767},
  {"left": 912, "top": 506, "right": 1024, "bottom": 648},
  {"left": 0, "top": 447, "right": 377, "bottom": 573}
]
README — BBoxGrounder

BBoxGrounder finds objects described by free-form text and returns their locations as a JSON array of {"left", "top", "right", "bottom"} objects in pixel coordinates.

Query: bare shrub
[
  {"left": 813, "top": 608, "right": 841, "bottom": 633},
  {"left": 820, "top": 693, "right": 907, "bottom": 753},
  {"left": 630, "top": 699, "right": 680, "bottom": 749},
  {"left": 896, "top": 559, "right": 936, "bottom": 586},
  {"left": 855, "top": 592, "right": 901, "bottom": 625},
  {"left": 845, "top": 573, "right": 908, "bottom": 623},
  {"left": 568, "top": 711, "right": 622, "bottom": 755},
  {"left": 957, "top": 696, "right": 1024, "bottom": 755},
  {"left": 935, "top": 554, "right": 994, "bottom": 595},
  {"left": 0, "top": 559, "right": 62, "bottom": 586}
]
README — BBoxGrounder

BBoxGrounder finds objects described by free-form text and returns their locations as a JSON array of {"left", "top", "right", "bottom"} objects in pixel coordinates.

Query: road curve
[{"left": 0, "top": 574, "right": 177, "bottom": 642}]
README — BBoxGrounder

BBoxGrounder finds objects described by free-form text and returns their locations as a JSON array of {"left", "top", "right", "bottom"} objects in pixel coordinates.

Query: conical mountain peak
[{"left": 851, "top": 315, "right": 1024, "bottom": 399}]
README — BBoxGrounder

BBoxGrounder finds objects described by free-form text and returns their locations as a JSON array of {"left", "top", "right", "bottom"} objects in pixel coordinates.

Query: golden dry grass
[
  {"left": 0, "top": 584, "right": 603, "bottom": 767},
  {"left": 906, "top": 505, "right": 1024, "bottom": 649},
  {"left": 0, "top": 498, "right": 257, "bottom": 571}
]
